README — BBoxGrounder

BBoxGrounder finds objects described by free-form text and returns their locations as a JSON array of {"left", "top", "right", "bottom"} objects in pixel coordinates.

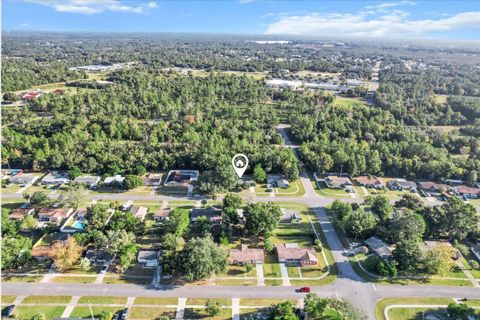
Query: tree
[
  {"left": 20, "top": 215, "right": 37, "bottom": 231},
  {"left": 253, "top": 164, "right": 267, "bottom": 183},
  {"left": 466, "top": 170, "right": 478, "bottom": 187},
  {"left": 393, "top": 239, "right": 422, "bottom": 273},
  {"left": 52, "top": 237, "right": 83, "bottom": 272},
  {"left": 179, "top": 236, "right": 227, "bottom": 280},
  {"left": 86, "top": 205, "right": 111, "bottom": 231},
  {"left": 1, "top": 235, "right": 32, "bottom": 269},
  {"left": 244, "top": 202, "right": 281, "bottom": 237},
  {"left": 423, "top": 243, "right": 457, "bottom": 276},
  {"left": 304, "top": 293, "right": 328, "bottom": 318},
  {"left": 223, "top": 193, "right": 243, "bottom": 210},
  {"left": 3, "top": 92, "right": 20, "bottom": 103},
  {"left": 199, "top": 164, "right": 239, "bottom": 194},
  {"left": 98, "top": 310, "right": 113, "bottom": 320},
  {"left": 2, "top": 211, "right": 19, "bottom": 236},
  {"left": 31, "top": 313, "right": 46, "bottom": 320},
  {"left": 68, "top": 166, "right": 82, "bottom": 180},
  {"left": 395, "top": 193, "right": 424, "bottom": 212},
  {"left": 105, "top": 229, "right": 136, "bottom": 255},
  {"left": 387, "top": 210, "right": 425, "bottom": 243},
  {"left": 118, "top": 243, "right": 138, "bottom": 272},
  {"left": 264, "top": 237, "right": 274, "bottom": 252},
  {"left": 79, "top": 257, "right": 92, "bottom": 271},
  {"left": 164, "top": 208, "right": 190, "bottom": 236},
  {"left": 29, "top": 191, "right": 49, "bottom": 206},
  {"left": 441, "top": 197, "right": 477, "bottom": 240},
  {"left": 206, "top": 300, "right": 221, "bottom": 317},
  {"left": 271, "top": 301, "right": 297, "bottom": 320},
  {"left": 345, "top": 208, "right": 377, "bottom": 240},
  {"left": 370, "top": 196, "right": 393, "bottom": 221},
  {"left": 162, "top": 232, "right": 179, "bottom": 251},
  {"left": 58, "top": 185, "right": 88, "bottom": 208},
  {"left": 124, "top": 175, "right": 144, "bottom": 190},
  {"left": 330, "top": 200, "right": 352, "bottom": 221},
  {"left": 447, "top": 303, "right": 475, "bottom": 320}
]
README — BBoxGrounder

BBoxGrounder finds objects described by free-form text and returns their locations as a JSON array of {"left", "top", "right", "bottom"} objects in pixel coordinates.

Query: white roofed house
[
  {"left": 137, "top": 250, "right": 160, "bottom": 267},
  {"left": 103, "top": 175, "right": 125, "bottom": 186},
  {"left": 143, "top": 173, "right": 162, "bottom": 187},
  {"left": 41, "top": 171, "right": 70, "bottom": 185},
  {"left": 73, "top": 175, "right": 101, "bottom": 188},
  {"left": 364, "top": 236, "right": 393, "bottom": 259}
]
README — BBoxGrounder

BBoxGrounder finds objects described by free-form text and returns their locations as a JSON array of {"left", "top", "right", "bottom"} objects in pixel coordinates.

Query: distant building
[
  {"left": 129, "top": 206, "right": 148, "bottom": 221},
  {"left": 275, "top": 243, "right": 318, "bottom": 266},
  {"left": 137, "top": 250, "right": 160, "bottom": 267},
  {"left": 354, "top": 176, "right": 384, "bottom": 189},
  {"left": 41, "top": 171, "right": 70, "bottom": 185},
  {"left": 229, "top": 244, "right": 264, "bottom": 265},
  {"left": 38, "top": 208, "right": 74, "bottom": 224},
  {"left": 164, "top": 170, "right": 199, "bottom": 186},
  {"left": 418, "top": 181, "right": 448, "bottom": 194},
  {"left": 153, "top": 208, "right": 171, "bottom": 221},
  {"left": 73, "top": 175, "right": 101, "bottom": 188},
  {"left": 387, "top": 179, "right": 417, "bottom": 191},
  {"left": 9, "top": 208, "right": 35, "bottom": 221},
  {"left": 143, "top": 173, "right": 162, "bottom": 187},
  {"left": 9, "top": 173, "right": 38, "bottom": 185},
  {"left": 103, "top": 175, "right": 125, "bottom": 186},
  {"left": 453, "top": 185, "right": 480, "bottom": 199},
  {"left": 325, "top": 176, "right": 353, "bottom": 189},
  {"left": 190, "top": 207, "right": 222, "bottom": 225},
  {"left": 280, "top": 208, "right": 302, "bottom": 223},
  {"left": 364, "top": 236, "right": 393, "bottom": 259}
]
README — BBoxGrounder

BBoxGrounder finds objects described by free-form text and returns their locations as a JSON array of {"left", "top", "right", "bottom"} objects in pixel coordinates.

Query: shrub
[{"left": 470, "top": 260, "right": 480, "bottom": 270}]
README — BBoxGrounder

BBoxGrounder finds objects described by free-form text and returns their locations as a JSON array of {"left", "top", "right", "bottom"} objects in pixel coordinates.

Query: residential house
[
  {"left": 418, "top": 181, "right": 448, "bottom": 194},
  {"left": 137, "top": 250, "right": 160, "bottom": 267},
  {"left": 276, "top": 179, "right": 290, "bottom": 189},
  {"left": 354, "top": 176, "right": 384, "bottom": 189},
  {"left": 471, "top": 244, "right": 480, "bottom": 262},
  {"left": 364, "top": 236, "right": 393, "bottom": 259},
  {"left": 153, "top": 208, "right": 171, "bottom": 221},
  {"left": 129, "top": 206, "right": 148, "bottom": 221},
  {"left": 143, "top": 173, "right": 162, "bottom": 187},
  {"left": 387, "top": 179, "right": 417, "bottom": 191},
  {"left": 19, "top": 90, "right": 44, "bottom": 100},
  {"left": 325, "top": 176, "right": 353, "bottom": 189},
  {"left": 9, "top": 208, "right": 35, "bottom": 221},
  {"left": 103, "top": 175, "right": 125, "bottom": 186},
  {"left": 275, "top": 243, "right": 318, "bottom": 266},
  {"left": 280, "top": 208, "right": 302, "bottom": 223},
  {"left": 85, "top": 249, "right": 114, "bottom": 266},
  {"left": 41, "top": 171, "right": 70, "bottom": 185},
  {"left": 453, "top": 185, "right": 480, "bottom": 199},
  {"left": 229, "top": 244, "right": 264, "bottom": 265},
  {"left": 420, "top": 241, "right": 459, "bottom": 259},
  {"left": 9, "top": 173, "right": 38, "bottom": 185},
  {"left": 164, "top": 170, "right": 199, "bottom": 186},
  {"left": 73, "top": 175, "right": 101, "bottom": 188},
  {"left": 38, "top": 208, "right": 74, "bottom": 224},
  {"left": 32, "top": 234, "right": 71, "bottom": 260},
  {"left": 190, "top": 207, "right": 222, "bottom": 225}
]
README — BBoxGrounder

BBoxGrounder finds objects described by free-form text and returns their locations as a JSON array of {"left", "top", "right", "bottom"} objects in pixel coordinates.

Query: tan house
[
  {"left": 355, "top": 176, "right": 384, "bottom": 189},
  {"left": 229, "top": 244, "right": 264, "bottom": 265},
  {"left": 38, "top": 208, "right": 74, "bottom": 224},
  {"left": 129, "top": 206, "right": 148, "bottom": 221},
  {"left": 453, "top": 185, "right": 480, "bottom": 199},
  {"left": 9, "top": 208, "right": 35, "bottom": 220},
  {"left": 31, "top": 234, "right": 71, "bottom": 260},
  {"left": 153, "top": 208, "right": 171, "bottom": 221},
  {"left": 325, "top": 176, "right": 353, "bottom": 189},
  {"left": 275, "top": 243, "right": 318, "bottom": 266}
]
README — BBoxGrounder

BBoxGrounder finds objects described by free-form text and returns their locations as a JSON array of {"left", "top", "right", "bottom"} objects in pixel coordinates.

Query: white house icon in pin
[{"left": 232, "top": 154, "right": 249, "bottom": 178}]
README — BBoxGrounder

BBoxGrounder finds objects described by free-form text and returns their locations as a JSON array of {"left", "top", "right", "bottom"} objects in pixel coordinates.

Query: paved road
[{"left": 2, "top": 126, "right": 478, "bottom": 319}]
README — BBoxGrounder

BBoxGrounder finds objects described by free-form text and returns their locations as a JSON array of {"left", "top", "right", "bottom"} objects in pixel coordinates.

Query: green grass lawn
[
  {"left": 374, "top": 298, "right": 455, "bottom": 320},
  {"left": 184, "top": 307, "right": 231, "bottom": 320},
  {"left": 14, "top": 306, "right": 66, "bottom": 320},
  {"left": 263, "top": 253, "right": 281, "bottom": 277},
  {"left": 1, "top": 184, "right": 21, "bottom": 193},
  {"left": 23, "top": 296, "right": 71, "bottom": 304},
  {"left": 70, "top": 306, "right": 124, "bottom": 319},
  {"left": 287, "top": 266, "right": 301, "bottom": 277},
  {"left": 186, "top": 298, "right": 231, "bottom": 306},
  {"left": 50, "top": 276, "right": 97, "bottom": 284},
  {"left": 334, "top": 96, "right": 366, "bottom": 108},
  {"left": 241, "top": 298, "right": 296, "bottom": 306},
  {"left": 1, "top": 275, "right": 42, "bottom": 283},
  {"left": 219, "top": 264, "right": 257, "bottom": 277},
  {"left": 274, "top": 180, "right": 306, "bottom": 197},
  {"left": 77, "top": 296, "right": 127, "bottom": 305},
  {"left": 102, "top": 276, "right": 151, "bottom": 285},
  {"left": 388, "top": 307, "right": 445, "bottom": 320},
  {"left": 264, "top": 279, "right": 283, "bottom": 286},
  {"left": 215, "top": 278, "right": 257, "bottom": 286},
  {"left": 129, "top": 307, "right": 176, "bottom": 319},
  {"left": 1, "top": 296, "right": 16, "bottom": 304},
  {"left": 134, "top": 297, "right": 178, "bottom": 305}
]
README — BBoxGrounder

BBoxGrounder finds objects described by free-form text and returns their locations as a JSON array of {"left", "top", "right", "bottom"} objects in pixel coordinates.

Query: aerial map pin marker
[{"left": 232, "top": 154, "right": 249, "bottom": 178}]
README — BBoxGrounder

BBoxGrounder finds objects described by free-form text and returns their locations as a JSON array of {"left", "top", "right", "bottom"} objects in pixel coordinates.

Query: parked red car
[{"left": 297, "top": 287, "right": 310, "bottom": 293}]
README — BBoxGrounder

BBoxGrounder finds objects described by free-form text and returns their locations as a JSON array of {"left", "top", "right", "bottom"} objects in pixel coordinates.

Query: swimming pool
[{"left": 72, "top": 221, "right": 85, "bottom": 230}]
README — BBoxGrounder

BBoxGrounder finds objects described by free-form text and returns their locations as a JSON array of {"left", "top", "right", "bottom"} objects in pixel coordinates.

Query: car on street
[
  {"left": 296, "top": 287, "right": 310, "bottom": 293},
  {"left": 2, "top": 305, "right": 15, "bottom": 317}
]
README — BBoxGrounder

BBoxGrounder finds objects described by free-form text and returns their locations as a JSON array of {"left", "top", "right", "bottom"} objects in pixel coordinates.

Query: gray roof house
[
  {"left": 41, "top": 171, "right": 70, "bottom": 185},
  {"left": 73, "top": 175, "right": 101, "bottom": 187},
  {"left": 9, "top": 173, "right": 38, "bottom": 185},
  {"left": 364, "top": 236, "right": 393, "bottom": 258},
  {"left": 387, "top": 179, "right": 417, "bottom": 191}
]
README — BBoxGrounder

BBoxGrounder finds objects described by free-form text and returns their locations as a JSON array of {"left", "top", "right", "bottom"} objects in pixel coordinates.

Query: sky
[{"left": 3, "top": 0, "right": 480, "bottom": 40}]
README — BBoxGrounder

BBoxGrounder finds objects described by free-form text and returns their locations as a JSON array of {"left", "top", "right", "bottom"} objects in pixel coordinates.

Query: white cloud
[
  {"left": 365, "top": 1, "right": 416, "bottom": 10},
  {"left": 21, "top": 22, "right": 30, "bottom": 27},
  {"left": 264, "top": 10, "right": 480, "bottom": 38},
  {"left": 23, "top": 0, "right": 158, "bottom": 15},
  {"left": 239, "top": 0, "right": 254, "bottom": 3}
]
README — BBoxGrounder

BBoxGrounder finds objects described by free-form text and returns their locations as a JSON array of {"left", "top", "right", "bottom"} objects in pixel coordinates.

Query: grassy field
[
  {"left": 133, "top": 297, "right": 178, "bottom": 305},
  {"left": 334, "top": 96, "right": 366, "bottom": 108},
  {"left": 184, "top": 307, "right": 231, "bottom": 320},
  {"left": 264, "top": 279, "right": 283, "bottom": 286},
  {"left": 240, "top": 298, "right": 296, "bottom": 306},
  {"left": 263, "top": 253, "right": 281, "bottom": 277},
  {"left": 70, "top": 306, "right": 124, "bottom": 319},
  {"left": 77, "top": 296, "right": 127, "bottom": 305},
  {"left": 1, "top": 295, "right": 16, "bottom": 304},
  {"left": 51, "top": 276, "right": 97, "bottom": 284},
  {"left": 129, "top": 307, "right": 176, "bottom": 319},
  {"left": 215, "top": 278, "right": 257, "bottom": 286},
  {"left": 23, "top": 296, "right": 71, "bottom": 304},
  {"left": 14, "top": 306, "right": 66, "bottom": 320},
  {"left": 186, "top": 298, "right": 231, "bottom": 306},
  {"left": 374, "top": 298, "right": 455, "bottom": 320},
  {"left": 1, "top": 275, "right": 42, "bottom": 283}
]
